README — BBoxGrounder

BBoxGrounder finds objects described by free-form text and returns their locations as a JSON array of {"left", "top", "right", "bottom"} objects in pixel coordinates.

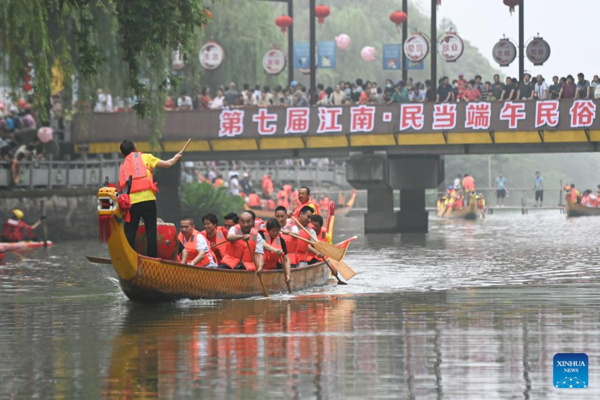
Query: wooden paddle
[
  {"left": 211, "top": 240, "right": 229, "bottom": 249},
  {"left": 246, "top": 240, "right": 269, "bottom": 298},
  {"left": 178, "top": 139, "right": 192, "bottom": 154},
  {"left": 40, "top": 200, "right": 48, "bottom": 248},
  {"left": 86, "top": 256, "right": 112, "bottom": 265},
  {"left": 289, "top": 217, "right": 345, "bottom": 261},
  {"left": 329, "top": 258, "right": 356, "bottom": 281},
  {"left": 279, "top": 255, "right": 293, "bottom": 294}
]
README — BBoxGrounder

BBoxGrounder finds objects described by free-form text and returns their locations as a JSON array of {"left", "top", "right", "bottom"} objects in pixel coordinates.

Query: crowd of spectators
[{"left": 139, "top": 72, "right": 600, "bottom": 113}]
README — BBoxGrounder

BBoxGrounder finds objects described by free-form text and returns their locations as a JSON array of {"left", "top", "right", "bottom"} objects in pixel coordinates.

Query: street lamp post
[{"left": 431, "top": 0, "right": 437, "bottom": 90}]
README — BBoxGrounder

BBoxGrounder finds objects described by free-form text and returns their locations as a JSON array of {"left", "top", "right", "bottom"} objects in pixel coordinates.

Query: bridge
[{"left": 72, "top": 98, "right": 599, "bottom": 233}]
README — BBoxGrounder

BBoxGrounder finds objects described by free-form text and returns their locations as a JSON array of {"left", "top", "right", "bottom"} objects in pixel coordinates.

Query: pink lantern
[
  {"left": 361, "top": 46, "right": 376, "bottom": 62},
  {"left": 335, "top": 34, "right": 351, "bottom": 50},
  {"left": 37, "top": 127, "right": 54, "bottom": 143}
]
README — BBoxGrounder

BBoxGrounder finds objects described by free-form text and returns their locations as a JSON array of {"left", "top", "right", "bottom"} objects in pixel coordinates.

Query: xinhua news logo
[{"left": 554, "top": 353, "right": 588, "bottom": 389}]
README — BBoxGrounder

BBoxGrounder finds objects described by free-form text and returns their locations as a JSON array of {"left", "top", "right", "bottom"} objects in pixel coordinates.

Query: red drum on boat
[{"left": 135, "top": 222, "right": 178, "bottom": 261}]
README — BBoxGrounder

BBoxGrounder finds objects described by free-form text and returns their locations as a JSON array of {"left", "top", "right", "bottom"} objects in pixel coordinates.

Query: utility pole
[
  {"left": 309, "top": 0, "right": 316, "bottom": 105},
  {"left": 287, "top": 0, "right": 294, "bottom": 86},
  {"left": 518, "top": 0, "right": 524, "bottom": 82},
  {"left": 401, "top": 0, "right": 408, "bottom": 83},
  {"left": 431, "top": 0, "right": 437, "bottom": 91}
]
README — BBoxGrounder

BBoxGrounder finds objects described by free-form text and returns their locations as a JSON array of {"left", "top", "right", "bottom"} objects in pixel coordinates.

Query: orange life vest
[
  {"left": 266, "top": 199, "right": 276, "bottom": 210},
  {"left": 288, "top": 228, "right": 311, "bottom": 264},
  {"left": 277, "top": 190, "right": 289, "bottom": 209},
  {"left": 462, "top": 176, "right": 475, "bottom": 191},
  {"left": 221, "top": 227, "right": 259, "bottom": 271},
  {"left": 263, "top": 232, "right": 283, "bottom": 270},
  {"left": 319, "top": 197, "right": 330, "bottom": 212},
  {"left": 118, "top": 152, "right": 157, "bottom": 194},
  {"left": 200, "top": 227, "right": 228, "bottom": 264},
  {"left": 308, "top": 228, "right": 328, "bottom": 262},
  {"left": 248, "top": 193, "right": 261, "bottom": 207},
  {"left": 292, "top": 202, "right": 321, "bottom": 219},
  {"left": 214, "top": 178, "right": 224, "bottom": 188},
  {"left": 254, "top": 218, "right": 266, "bottom": 233},
  {"left": 177, "top": 230, "right": 216, "bottom": 267},
  {"left": 2, "top": 218, "right": 33, "bottom": 242}
]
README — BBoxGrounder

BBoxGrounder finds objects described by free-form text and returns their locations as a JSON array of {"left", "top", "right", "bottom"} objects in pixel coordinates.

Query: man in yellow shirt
[{"left": 118, "top": 140, "right": 182, "bottom": 257}]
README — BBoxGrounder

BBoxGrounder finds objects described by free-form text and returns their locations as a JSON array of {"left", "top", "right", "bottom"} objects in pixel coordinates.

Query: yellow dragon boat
[{"left": 95, "top": 186, "right": 331, "bottom": 302}]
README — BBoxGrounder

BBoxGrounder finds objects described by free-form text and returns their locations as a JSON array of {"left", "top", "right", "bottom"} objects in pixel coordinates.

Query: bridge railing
[{"left": 0, "top": 157, "right": 121, "bottom": 190}]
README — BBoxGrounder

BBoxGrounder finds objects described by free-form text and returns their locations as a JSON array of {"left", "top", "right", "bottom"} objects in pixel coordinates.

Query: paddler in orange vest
[
  {"left": 275, "top": 206, "right": 296, "bottom": 267},
  {"left": 247, "top": 191, "right": 262, "bottom": 210},
  {"left": 277, "top": 187, "right": 290, "bottom": 209},
  {"left": 307, "top": 214, "right": 331, "bottom": 264},
  {"left": 285, "top": 206, "right": 324, "bottom": 268},
  {"left": 462, "top": 174, "right": 475, "bottom": 206},
  {"left": 1, "top": 209, "right": 42, "bottom": 243},
  {"left": 319, "top": 196, "right": 331, "bottom": 212},
  {"left": 262, "top": 218, "right": 292, "bottom": 284},
  {"left": 118, "top": 140, "right": 182, "bottom": 258},
  {"left": 261, "top": 174, "right": 274, "bottom": 199},
  {"left": 200, "top": 213, "right": 228, "bottom": 264},
  {"left": 218, "top": 211, "right": 264, "bottom": 271},
  {"left": 177, "top": 217, "right": 217, "bottom": 267},
  {"left": 223, "top": 213, "right": 239, "bottom": 230},
  {"left": 290, "top": 187, "right": 321, "bottom": 219}
]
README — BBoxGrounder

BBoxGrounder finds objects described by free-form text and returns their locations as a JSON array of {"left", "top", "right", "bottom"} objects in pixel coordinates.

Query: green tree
[{"left": 180, "top": 182, "right": 245, "bottom": 223}]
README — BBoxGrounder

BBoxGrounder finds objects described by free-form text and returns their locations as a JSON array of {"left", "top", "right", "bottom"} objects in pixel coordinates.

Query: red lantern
[
  {"left": 315, "top": 4, "right": 330, "bottom": 26},
  {"left": 504, "top": 0, "right": 520, "bottom": 15},
  {"left": 389, "top": 11, "right": 407, "bottom": 31},
  {"left": 23, "top": 83, "right": 32, "bottom": 92},
  {"left": 24, "top": 75, "right": 32, "bottom": 83},
  {"left": 275, "top": 15, "right": 293, "bottom": 34}
]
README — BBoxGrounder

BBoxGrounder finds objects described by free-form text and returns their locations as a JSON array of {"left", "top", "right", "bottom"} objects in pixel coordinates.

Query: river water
[{"left": 1, "top": 211, "right": 599, "bottom": 399}]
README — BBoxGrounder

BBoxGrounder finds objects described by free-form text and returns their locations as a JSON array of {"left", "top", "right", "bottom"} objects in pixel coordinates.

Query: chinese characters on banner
[{"left": 217, "top": 100, "right": 600, "bottom": 138}]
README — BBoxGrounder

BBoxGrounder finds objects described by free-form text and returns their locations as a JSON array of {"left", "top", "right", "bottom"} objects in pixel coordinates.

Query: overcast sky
[{"left": 425, "top": 0, "right": 600, "bottom": 78}]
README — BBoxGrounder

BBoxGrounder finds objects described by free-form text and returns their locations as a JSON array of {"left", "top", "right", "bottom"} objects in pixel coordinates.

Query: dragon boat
[
  {"left": 439, "top": 194, "right": 478, "bottom": 220},
  {"left": 565, "top": 192, "right": 600, "bottom": 217},
  {"left": 0, "top": 241, "right": 53, "bottom": 251},
  {"left": 95, "top": 186, "right": 332, "bottom": 302}
]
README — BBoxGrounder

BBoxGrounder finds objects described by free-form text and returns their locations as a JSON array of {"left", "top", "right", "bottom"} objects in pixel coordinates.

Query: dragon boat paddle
[
  {"left": 86, "top": 256, "right": 112, "bottom": 265},
  {"left": 179, "top": 139, "right": 192, "bottom": 155},
  {"left": 246, "top": 240, "right": 269, "bottom": 298},
  {"left": 283, "top": 232, "right": 348, "bottom": 284},
  {"left": 279, "top": 255, "right": 293, "bottom": 294},
  {"left": 40, "top": 200, "right": 48, "bottom": 248},
  {"left": 289, "top": 217, "right": 345, "bottom": 261}
]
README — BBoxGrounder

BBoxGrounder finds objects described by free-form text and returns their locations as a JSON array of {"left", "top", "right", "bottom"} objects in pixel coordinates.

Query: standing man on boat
[
  {"left": 291, "top": 187, "right": 321, "bottom": 219},
  {"left": 1, "top": 209, "right": 43, "bottom": 243},
  {"left": 118, "top": 140, "right": 182, "bottom": 258},
  {"left": 178, "top": 217, "right": 217, "bottom": 267},
  {"left": 219, "top": 211, "right": 264, "bottom": 271}
]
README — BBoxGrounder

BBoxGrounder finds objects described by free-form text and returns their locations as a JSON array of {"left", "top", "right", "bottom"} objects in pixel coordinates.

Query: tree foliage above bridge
[{"left": 0, "top": 0, "right": 213, "bottom": 118}]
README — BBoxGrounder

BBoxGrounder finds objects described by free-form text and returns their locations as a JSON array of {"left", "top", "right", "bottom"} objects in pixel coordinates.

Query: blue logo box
[{"left": 554, "top": 353, "right": 588, "bottom": 389}]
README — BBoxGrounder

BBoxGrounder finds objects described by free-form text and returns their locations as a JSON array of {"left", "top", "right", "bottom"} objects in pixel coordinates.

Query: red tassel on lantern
[
  {"left": 315, "top": 5, "right": 330, "bottom": 26},
  {"left": 437, "top": 0, "right": 442, "bottom": 5},
  {"left": 504, "top": 0, "right": 520, "bottom": 15},
  {"left": 98, "top": 215, "right": 112, "bottom": 243}
]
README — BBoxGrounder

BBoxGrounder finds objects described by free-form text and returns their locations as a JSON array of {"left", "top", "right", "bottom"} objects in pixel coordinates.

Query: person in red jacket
[{"left": 1, "top": 209, "right": 42, "bottom": 242}]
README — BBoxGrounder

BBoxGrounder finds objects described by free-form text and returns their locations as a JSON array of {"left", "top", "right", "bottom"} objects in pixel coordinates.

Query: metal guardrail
[
  {"left": 210, "top": 163, "right": 347, "bottom": 187},
  {"left": 0, "top": 157, "right": 121, "bottom": 189}
]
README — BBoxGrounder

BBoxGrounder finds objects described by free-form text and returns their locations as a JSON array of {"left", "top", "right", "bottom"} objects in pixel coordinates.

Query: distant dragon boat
[
  {"left": 565, "top": 192, "right": 600, "bottom": 217},
  {"left": 440, "top": 194, "right": 478, "bottom": 220},
  {"left": 94, "top": 186, "right": 332, "bottom": 302},
  {"left": 0, "top": 241, "right": 53, "bottom": 251}
]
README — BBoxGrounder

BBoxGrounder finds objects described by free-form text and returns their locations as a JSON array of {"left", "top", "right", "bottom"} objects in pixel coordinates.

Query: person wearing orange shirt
[
  {"left": 200, "top": 213, "right": 229, "bottom": 264},
  {"left": 291, "top": 187, "right": 321, "bottom": 219},
  {"left": 261, "top": 174, "right": 274, "bottom": 199}
]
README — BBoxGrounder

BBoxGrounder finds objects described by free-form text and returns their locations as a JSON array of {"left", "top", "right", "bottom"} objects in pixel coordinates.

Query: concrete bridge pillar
[
  {"left": 154, "top": 161, "right": 182, "bottom": 225},
  {"left": 346, "top": 154, "right": 444, "bottom": 233}
]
